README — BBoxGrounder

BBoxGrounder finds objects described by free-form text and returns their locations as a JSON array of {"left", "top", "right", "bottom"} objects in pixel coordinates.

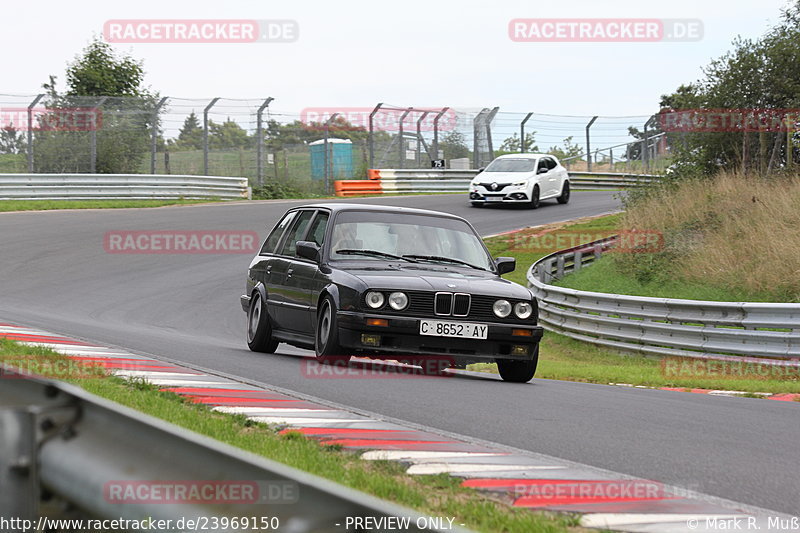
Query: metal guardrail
[
  {"left": 0, "top": 174, "right": 251, "bottom": 200},
  {"left": 334, "top": 169, "right": 661, "bottom": 196},
  {"left": 0, "top": 367, "right": 444, "bottom": 531},
  {"left": 526, "top": 237, "right": 800, "bottom": 364}
]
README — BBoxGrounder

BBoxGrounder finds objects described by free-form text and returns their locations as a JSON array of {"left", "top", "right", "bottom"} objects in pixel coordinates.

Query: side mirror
[
  {"left": 537, "top": 167, "right": 549, "bottom": 175},
  {"left": 296, "top": 241, "right": 321, "bottom": 262},
  {"left": 495, "top": 257, "right": 516, "bottom": 275}
]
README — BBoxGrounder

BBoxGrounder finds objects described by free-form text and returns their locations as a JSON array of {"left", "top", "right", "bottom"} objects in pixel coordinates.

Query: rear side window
[
  {"left": 279, "top": 210, "right": 315, "bottom": 256},
  {"left": 546, "top": 157, "right": 557, "bottom": 170},
  {"left": 307, "top": 212, "right": 330, "bottom": 247},
  {"left": 260, "top": 211, "right": 297, "bottom": 254}
]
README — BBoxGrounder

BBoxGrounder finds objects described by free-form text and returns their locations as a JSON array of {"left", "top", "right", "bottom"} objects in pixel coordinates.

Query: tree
[
  {"left": 498, "top": 132, "right": 538, "bottom": 153},
  {"left": 439, "top": 130, "right": 470, "bottom": 160},
  {"left": 0, "top": 125, "right": 25, "bottom": 154},
  {"left": 65, "top": 39, "right": 148, "bottom": 97},
  {"left": 209, "top": 118, "right": 251, "bottom": 149},
  {"left": 657, "top": 2, "right": 800, "bottom": 175},
  {"left": 174, "top": 112, "right": 203, "bottom": 150},
  {"left": 34, "top": 38, "right": 156, "bottom": 173},
  {"left": 548, "top": 136, "right": 584, "bottom": 162}
]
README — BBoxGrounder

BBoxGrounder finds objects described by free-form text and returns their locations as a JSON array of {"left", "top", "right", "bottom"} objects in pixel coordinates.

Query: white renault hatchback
[{"left": 468, "top": 153, "right": 570, "bottom": 208}]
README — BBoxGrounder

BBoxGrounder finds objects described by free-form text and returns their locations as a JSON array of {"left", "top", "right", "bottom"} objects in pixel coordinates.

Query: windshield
[
  {"left": 483, "top": 158, "right": 537, "bottom": 172},
  {"left": 329, "top": 211, "right": 494, "bottom": 271}
]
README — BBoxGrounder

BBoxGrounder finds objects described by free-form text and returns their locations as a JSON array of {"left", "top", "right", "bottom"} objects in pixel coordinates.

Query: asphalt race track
[{"left": 1, "top": 191, "right": 798, "bottom": 515}]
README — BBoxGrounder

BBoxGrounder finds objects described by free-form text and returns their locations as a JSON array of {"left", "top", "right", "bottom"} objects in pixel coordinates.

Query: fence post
[
  {"left": 90, "top": 97, "right": 108, "bottom": 173},
  {"left": 415, "top": 111, "right": 430, "bottom": 167},
  {"left": 368, "top": 103, "right": 382, "bottom": 170},
  {"left": 26, "top": 94, "right": 44, "bottom": 172},
  {"left": 324, "top": 113, "right": 340, "bottom": 194},
  {"left": 256, "top": 97, "right": 274, "bottom": 187},
  {"left": 431, "top": 107, "right": 449, "bottom": 162},
  {"left": 485, "top": 107, "right": 499, "bottom": 163},
  {"left": 203, "top": 97, "right": 220, "bottom": 176},
  {"left": 150, "top": 97, "right": 168, "bottom": 175},
  {"left": 472, "top": 109, "right": 487, "bottom": 169},
  {"left": 0, "top": 409, "right": 39, "bottom": 521},
  {"left": 520, "top": 112, "right": 533, "bottom": 153},
  {"left": 397, "top": 108, "right": 412, "bottom": 169},
  {"left": 585, "top": 116, "right": 598, "bottom": 172}
]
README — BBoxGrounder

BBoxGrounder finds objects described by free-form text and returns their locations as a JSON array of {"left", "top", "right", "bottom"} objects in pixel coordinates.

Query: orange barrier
[
  {"left": 334, "top": 180, "right": 383, "bottom": 197},
  {"left": 367, "top": 169, "right": 382, "bottom": 180}
]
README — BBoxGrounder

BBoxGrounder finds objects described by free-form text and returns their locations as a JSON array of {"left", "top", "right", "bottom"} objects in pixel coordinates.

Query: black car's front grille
[
  {"left": 365, "top": 290, "right": 533, "bottom": 323},
  {"left": 434, "top": 292, "right": 453, "bottom": 315}
]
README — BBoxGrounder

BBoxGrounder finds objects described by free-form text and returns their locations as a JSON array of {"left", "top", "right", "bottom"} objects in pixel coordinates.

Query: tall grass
[{"left": 615, "top": 171, "right": 800, "bottom": 302}]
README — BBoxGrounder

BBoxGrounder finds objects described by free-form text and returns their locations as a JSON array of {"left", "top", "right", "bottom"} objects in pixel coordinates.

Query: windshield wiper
[
  {"left": 402, "top": 254, "right": 489, "bottom": 271},
  {"left": 335, "top": 249, "right": 418, "bottom": 262}
]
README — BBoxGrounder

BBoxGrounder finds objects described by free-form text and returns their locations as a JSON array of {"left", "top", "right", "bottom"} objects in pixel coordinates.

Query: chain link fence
[{"left": 0, "top": 94, "right": 673, "bottom": 195}]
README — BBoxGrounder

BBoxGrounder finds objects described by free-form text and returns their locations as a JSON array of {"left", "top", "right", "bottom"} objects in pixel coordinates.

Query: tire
[
  {"left": 557, "top": 181, "right": 571, "bottom": 204},
  {"left": 315, "top": 296, "right": 351, "bottom": 365},
  {"left": 528, "top": 185, "right": 540, "bottom": 209},
  {"left": 496, "top": 345, "right": 539, "bottom": 383},
  {"left": 247, "top": 292, "right": 279, "bottom": 353}
]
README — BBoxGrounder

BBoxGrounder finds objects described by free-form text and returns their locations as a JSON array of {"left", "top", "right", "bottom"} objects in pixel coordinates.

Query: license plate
[
  {"left": 419, "top": 320, "right": 488, "bottom": 339},
  {"left": 486, "top": 196, "right": 504, "bottom": 202}
]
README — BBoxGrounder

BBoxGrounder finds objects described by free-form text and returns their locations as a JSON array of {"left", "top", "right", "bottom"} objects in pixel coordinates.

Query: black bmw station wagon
[{"left": 242, "top": 204, "right": 543, "bottom": 382}]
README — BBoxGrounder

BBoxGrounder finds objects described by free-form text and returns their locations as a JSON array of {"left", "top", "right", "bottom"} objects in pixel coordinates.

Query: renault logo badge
[{"left": 490, "top": 182, "right": 499, "bottom": 190}]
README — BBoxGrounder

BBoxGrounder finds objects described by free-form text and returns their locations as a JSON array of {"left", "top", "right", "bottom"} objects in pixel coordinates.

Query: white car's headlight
[
  {"left": 365, "top": 291, "right": 385, "bottom": 309},
  {"left": 514, "top": 302, "right": 533, "bottom": 319},
  {"left": 493, "top": 299, "right": 512, "bottom": 318},
  {"left": 388, "top": 292, "right": 408, "bottom": 310},
  {"left": 512, "top": 180, "right": 528, "bottom": 186}
]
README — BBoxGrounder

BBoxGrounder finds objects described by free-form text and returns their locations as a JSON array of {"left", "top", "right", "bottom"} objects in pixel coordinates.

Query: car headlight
[
  {"left": 514, "top": 302, "right": 533, "bottom": 319},
  {"left": 388, "top": 292, "right": 408, "bottom": 310},
  {"left": 365, "top": 291, "right": 385, "bottom": 309},
  {"left": 512, "top": 180, "right": 528, "bottom": 186},
  {"left": 493, "top": 299, "right": 512, "bottom": 318}
]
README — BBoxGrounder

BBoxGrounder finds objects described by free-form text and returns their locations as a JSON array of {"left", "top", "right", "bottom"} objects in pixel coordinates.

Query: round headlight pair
[
  {"left": 493, "top": 299, "right": 534, "bottom": 319},
  {"left": 365, "top": 291, "right": 408, "bottom": 310}
]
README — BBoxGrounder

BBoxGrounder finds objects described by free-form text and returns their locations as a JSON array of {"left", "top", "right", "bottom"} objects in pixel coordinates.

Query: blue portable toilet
[{"left": 309, "top": 138, "right": 354, "bottom": 180}]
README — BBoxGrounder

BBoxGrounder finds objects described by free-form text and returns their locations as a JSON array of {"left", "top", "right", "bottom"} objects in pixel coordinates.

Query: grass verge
[
  {"left": 0, "top": 338, "right": 581, "bottom": 533},
  {"left": 476, "top": 214, "right": 800, "bottom": 394},
  {"left": 0, "top": 199, "right": 217, "bottom": 212}
]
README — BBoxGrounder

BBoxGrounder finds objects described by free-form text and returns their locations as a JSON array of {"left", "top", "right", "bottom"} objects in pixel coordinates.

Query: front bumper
[
  {"left": 470, "top": 190, "right": 529, "bottom": 204},
  {"left": 337, "top": 311, "right": 543, "bottom": 362}
]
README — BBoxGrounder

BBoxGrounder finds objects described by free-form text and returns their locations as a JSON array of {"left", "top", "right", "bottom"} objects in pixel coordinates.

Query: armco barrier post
[
  {"left": 256, "top": 97, "right": 274, "bottom": 187},
  {"left": 150, "top": 97, "right": 168, "bottom": 175},
  {"left": 26, "top": 94, "right": 44, "bottom": 172},
  {"left": 203, "top": 98, "right": 220, "bottom": 176}
]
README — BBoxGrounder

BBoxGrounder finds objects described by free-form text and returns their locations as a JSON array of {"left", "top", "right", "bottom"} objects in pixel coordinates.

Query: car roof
[
  {"left": 292, "top": 203, "right": 465, "bottom": 220},
  {"left": 492, "top": 153, "right": 552, "bottom": 160}
]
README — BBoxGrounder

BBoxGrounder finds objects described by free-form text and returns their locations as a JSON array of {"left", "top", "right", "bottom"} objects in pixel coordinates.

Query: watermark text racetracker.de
[
  {"left": 509, "top": 18, "right": 703, "bottom": 42},
  {"left": 103, "top": 231, "right": 259, "bottom": 254},
  {"left": 104, "top": 19, "right": 298, "bottom": 43}
]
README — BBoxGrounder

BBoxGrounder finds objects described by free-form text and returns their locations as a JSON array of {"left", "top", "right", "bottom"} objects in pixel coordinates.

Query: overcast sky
[{"left": 3, "top": 0, "right": 791, "bottom": 118}]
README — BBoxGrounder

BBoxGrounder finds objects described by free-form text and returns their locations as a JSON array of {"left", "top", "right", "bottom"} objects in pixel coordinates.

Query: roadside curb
[{"left": 1, "top": 322, "right": 789, "bottom": 533}]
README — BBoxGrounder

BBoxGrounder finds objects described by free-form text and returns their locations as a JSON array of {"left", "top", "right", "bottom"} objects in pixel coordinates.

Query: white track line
[
  {"left": 362, "top": 451, "right": 505, "bottom": 461},
  {"left": 407, "top": 464, "right": 564, "bottom": 475},
  {"left": 581, "top": 513, "right": 747, "bottom": 529}
]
